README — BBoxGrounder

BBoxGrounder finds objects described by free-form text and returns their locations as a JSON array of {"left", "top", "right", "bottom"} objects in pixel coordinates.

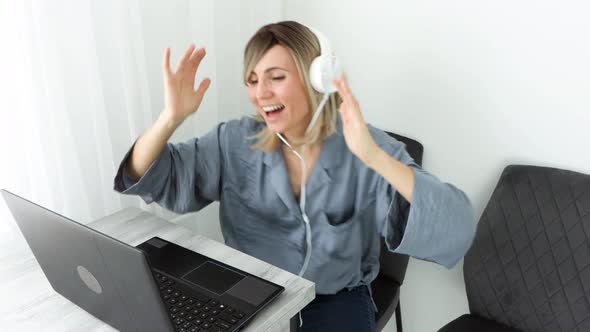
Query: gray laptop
[{"left": 2, "top": 189, "right": 284, "bottom": 332}]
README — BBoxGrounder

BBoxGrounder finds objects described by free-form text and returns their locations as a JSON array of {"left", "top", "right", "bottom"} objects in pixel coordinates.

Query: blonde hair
[{"left": 243, "top": 21, "right": 341, "bottom": 152}]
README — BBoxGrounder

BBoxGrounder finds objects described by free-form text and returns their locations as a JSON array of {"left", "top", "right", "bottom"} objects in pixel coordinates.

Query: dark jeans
[{"left": 292, "top": 285, "right": 376, "bottom": 332}]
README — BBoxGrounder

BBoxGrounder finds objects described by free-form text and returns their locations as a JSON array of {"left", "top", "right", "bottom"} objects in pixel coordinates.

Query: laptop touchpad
[{"left": 182, "top": 261, "right": 245, "bottom": 295}]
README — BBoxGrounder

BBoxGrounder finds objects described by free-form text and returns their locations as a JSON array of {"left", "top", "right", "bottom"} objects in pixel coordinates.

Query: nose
[{"left": 256, "top": 80, "right": 273, "bottom": 100}]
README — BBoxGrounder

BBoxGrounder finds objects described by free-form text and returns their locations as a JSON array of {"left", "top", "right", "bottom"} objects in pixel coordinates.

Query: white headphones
[
  {"left": 303, "top": 25, "right": 343, "bottom": 135},
  {"left": 306, "top": 26, "right": 343, "bottom": 94}
]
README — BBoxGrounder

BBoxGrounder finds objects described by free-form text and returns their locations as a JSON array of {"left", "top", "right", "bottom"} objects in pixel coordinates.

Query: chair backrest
[
  {"left": 379, "top": 131, "right": 424, "bottom": 284},
  {"left": 463, "top": 165, "right": 590, "bottom": 332}
]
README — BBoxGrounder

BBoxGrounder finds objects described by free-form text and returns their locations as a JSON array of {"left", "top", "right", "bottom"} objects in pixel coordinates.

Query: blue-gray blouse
[{"left": 114, "top": 116, "right": 476, "bottom": 295}]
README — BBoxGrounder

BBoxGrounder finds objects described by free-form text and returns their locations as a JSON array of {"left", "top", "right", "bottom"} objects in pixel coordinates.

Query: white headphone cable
[
  {"left": 274, "top": 89, "right": 332, "bottom": 328},
  {"left": 275, "top": 133, "right": 313, "bottom": 278},
  {"left": 274, "top": 90, "right": 331, "bottom": 276},
  {"left": 305, "top": 93, "right": 330, "bottom": 135}
]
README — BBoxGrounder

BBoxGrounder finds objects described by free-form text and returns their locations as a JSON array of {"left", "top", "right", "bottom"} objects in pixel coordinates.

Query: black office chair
[
  {"left": 371, "top": 131, "right": 424, "bottom": 332},
  {"left": 439, "top": 165, "right": 590, "bottom": 332}
]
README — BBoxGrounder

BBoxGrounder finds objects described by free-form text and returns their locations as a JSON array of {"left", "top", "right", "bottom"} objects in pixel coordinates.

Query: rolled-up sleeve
[
  {"left": 374, "top": 133, "right": 476, "bottom": 269},
  {"left": 113, "top": 123, "right": 225, "bottom": 214}
]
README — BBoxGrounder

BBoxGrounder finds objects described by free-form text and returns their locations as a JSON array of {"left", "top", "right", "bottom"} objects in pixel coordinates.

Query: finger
[
  {"left": 334, "top": 76, "right": 350, "bottom": 97},
  {"left": 175, "top": 44, "right": 196, "bottom": 73},
  {"left": 340, "top": 82, "right": 361, "bottom": 117},
  {"left": 334, "top": 80, "right": 353, "bottom": 112},
  {"left": 162, "top": 48, "right": 172, "bottom": 79},
  {"left": 187, "top": 48, "right": 206, "bottom": 87},
  {"left": 338, "top": 99, "right": 351, "bottom": 122},
  {"left": 333, "top": 79, "right": 351, "bottom": 117},
  {"left": 332, "top": 78, "right": 341, "bottom": 92},
  {"left": 193, "top": 78, "right": 211, "bottom": 100},
  {"left": 188, "top": 47, "right": 206, "bottom": 66},
  {"left": 332, "top": 78, "right": 347, "bottom": 99},
  {"left": 335, "top": 78, "right": 363, "bottom": 123},
  {"left": 339, "top": 73, "right": 356, "bottom": 105},
  {"left": 340, "top": 103, "right": 350, "bottom": 127}
]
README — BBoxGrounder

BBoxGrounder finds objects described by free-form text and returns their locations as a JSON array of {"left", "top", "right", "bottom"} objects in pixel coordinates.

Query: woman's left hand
[{"left": 333, "top": 75, "right": 380, "bottom": 167}]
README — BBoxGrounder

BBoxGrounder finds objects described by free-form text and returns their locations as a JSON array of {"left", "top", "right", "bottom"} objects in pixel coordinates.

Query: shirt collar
[{"left": 262, "top": 115, "right": 346, "bottom": 170}]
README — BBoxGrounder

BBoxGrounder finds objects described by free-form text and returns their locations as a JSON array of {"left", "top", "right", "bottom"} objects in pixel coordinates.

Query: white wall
[
  {"left": 171, "top": 0, "right": 285, "bottom": 241},
  {"left": 3, "top": 1, "right": 588, "bottom": 330},
  {"left": 0, "top": 0, "right": 282, "bottom": 250},
  {"left": 280, "top": 1, "right": 590, "bottom": 331}
]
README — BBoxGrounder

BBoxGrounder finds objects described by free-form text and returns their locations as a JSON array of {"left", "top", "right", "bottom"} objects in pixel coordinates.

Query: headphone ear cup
[
  {"left": 309, "top": 55, "right": 342, "bottom": 94},
  {"left": 309, "top": 56, "right": 326, "bottom": 93}
]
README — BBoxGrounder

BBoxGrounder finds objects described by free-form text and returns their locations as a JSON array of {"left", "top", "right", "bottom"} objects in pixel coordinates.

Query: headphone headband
[{"left": 306, "top": 26, "right": 333, "bottom": 58}]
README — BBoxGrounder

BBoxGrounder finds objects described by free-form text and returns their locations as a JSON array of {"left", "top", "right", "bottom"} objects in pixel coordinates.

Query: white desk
[{"left": 0, "top": 207, "right": 315, "bottom": 331}]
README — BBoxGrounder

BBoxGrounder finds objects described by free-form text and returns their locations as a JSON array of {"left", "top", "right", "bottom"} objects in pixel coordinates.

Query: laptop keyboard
[{"left": 154, "top": 271, "right": 246, "bottom": 332}]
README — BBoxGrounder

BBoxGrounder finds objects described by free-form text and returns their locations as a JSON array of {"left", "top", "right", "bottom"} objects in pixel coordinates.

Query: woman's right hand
[{"left": 162, "top": 44, "right": 211, "bottom": 125}]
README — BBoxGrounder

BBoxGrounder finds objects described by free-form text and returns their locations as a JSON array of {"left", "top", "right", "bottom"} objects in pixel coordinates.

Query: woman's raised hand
[
  {"left": 162, "top": 44, "right": 211, "bottom": 124},
  {"left": 333, "top": 74, "right": 379, "bottom": 167}
]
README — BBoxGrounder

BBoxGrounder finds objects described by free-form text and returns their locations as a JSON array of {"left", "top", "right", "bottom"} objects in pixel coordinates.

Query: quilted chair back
[
  {"left": 371, "top": 131, "right": 423, "bottom": 332},
  {"left": 464, "top": 165, "right": 590, "bottom": 331},
  {"left": 379, "top": 131, "right": 424, "bottom": 283}
]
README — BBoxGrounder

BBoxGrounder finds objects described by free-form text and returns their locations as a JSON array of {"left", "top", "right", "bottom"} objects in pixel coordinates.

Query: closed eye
[{"left": 246, "top": 76, "right": 284, "bottom": 86}]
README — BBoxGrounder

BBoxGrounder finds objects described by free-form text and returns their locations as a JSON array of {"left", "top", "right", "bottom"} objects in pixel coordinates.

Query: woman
[{"left": 114, "top": 21, "right": 476, "bottom": 332}]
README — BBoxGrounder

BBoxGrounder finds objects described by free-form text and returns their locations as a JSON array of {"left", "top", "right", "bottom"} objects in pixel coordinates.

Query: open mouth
[{"left": 262, "top": 104, "right": 285, "bottom": 120}]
